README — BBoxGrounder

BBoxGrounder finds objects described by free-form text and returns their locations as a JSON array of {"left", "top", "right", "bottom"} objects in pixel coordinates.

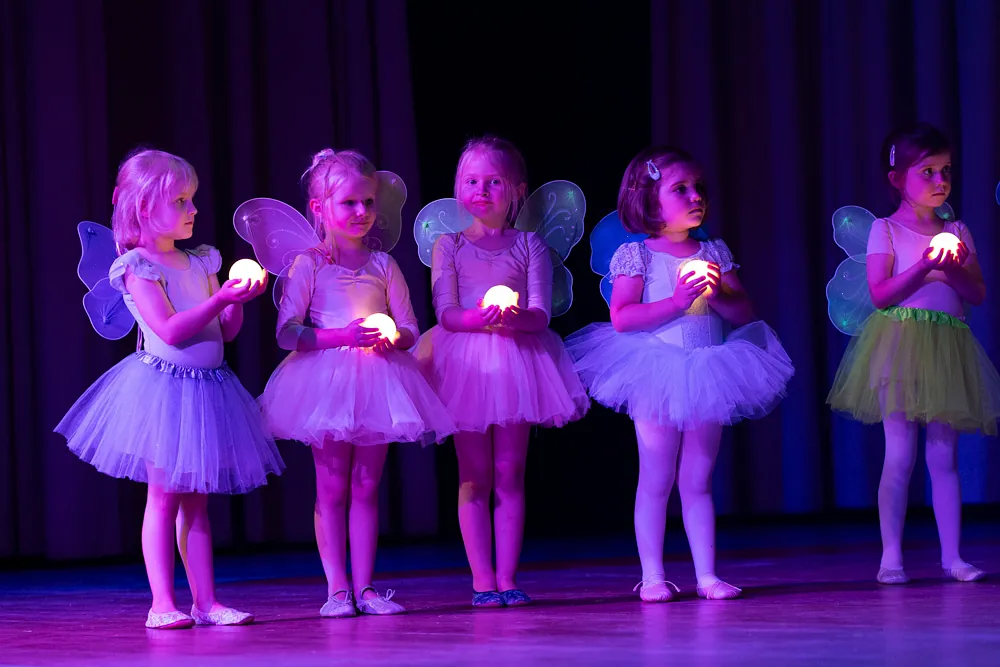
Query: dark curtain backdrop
[{"left": 2, "top": 0, "right": 998, "bottom": 561}]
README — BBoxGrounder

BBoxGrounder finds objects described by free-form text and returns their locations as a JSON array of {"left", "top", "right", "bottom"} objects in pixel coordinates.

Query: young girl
[
  {"left": 414, "top": 137, "right": 590, "bottom": 607},
  {"left": 828, "top": 123, "right": 997, "bottom": 584},
  {"left": 55, "top": 149, "right": 283, "bottom": 628},
  {"left": 259, "top": 149, "right": 455, "bottom": 618},
  {"left": 566, "top": 146, "right": 794, "bottom": 602}
]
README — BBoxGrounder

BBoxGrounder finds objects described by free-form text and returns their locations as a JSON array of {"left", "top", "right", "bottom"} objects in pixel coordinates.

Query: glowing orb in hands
[
  {"left": 679, "top": 259, "right": 717, "bottom": 297},
  {"left": 481, "top": 285, "right": 520, "bottom": 310},
  {"left": 228, "top": 259, "right": 266, "bottom": 287},
  {"left": 929, "top": 232, "right": 961, "bottom": 260},
  {"left": 361, "top": 313, "right": 398, "bottom": 341}
]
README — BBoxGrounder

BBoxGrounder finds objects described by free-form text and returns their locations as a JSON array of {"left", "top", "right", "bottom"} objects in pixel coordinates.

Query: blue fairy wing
[
  {"left": 514, "top": 180, "right": 586, "bottom": 261},
  {"left": 826, "top": 257, "right": 873, "bottom": 336},
  {"left": 513, "top": 181, "right": 586, "bottom": 316},
  {"left": 76, "top": 221, "right": 119, "bottom": 289},
  {"left": 827, "top": 205, "right": 876, "bottom": 336},
  {"left": 413, "top": 198, "right": 474, "bottom": 268},
  {"left": 996, "top": 181, "right": 1000, "bottom": 206},
  {"left": 935, "top": 202, "right": 956, "bottom": 221},
  {"left": 233, "top": 198, "right": 320, "bottom": 276},
  {"left": 831, "top": 205, "right": 875, "bottom": 260},
  {"left": 76, "top": 221, "right": 136, "bottom": 339},
  {"left": 365, "top": 171, "right": 408, "bottom": 253},
  {"left": 82, "top": 277, "right": 136, "bottom": 340},
  {"left": 590, "top": 211, "right": 647, "bottom": 307}
]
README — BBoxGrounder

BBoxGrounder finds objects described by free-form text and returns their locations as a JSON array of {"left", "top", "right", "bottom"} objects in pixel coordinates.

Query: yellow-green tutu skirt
[{"left": 827, "top": 307, "right": 1000, "bottom": 435}]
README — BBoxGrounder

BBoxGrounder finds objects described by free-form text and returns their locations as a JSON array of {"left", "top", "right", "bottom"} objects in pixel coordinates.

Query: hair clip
[
  {"left": 889, "top": 145, "right": 896, "bottom": 168},
  {"left": 111, "top": 186, "right": 120, "bottom": 206},
  {"left": 646, "top": 160, "right": 661, "bottom": 181}
]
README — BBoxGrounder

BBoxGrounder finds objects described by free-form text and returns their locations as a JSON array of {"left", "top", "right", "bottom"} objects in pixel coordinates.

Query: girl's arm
[
  {"left": 610, "top": 275, "right": 695, "bottom": 332},
  {"left": 211, "top": 273, "right": 269, "bottom": 342},
  {"left": 276, "top": 253, "right": 378, "bottom": 351},
  {"left": 126, "top": 272, "right": 254, "bottom": 346},
  {"left": 501, "top": 233, "right": 550, "bottom": 333},
  {"left": 707, "top": 271, "right": 756, "bottom": 326},
  {"left": 867, "top": 251, "right": 937, "bottom": 309},
  {"left": 942, "top": 245, "right": 986, "bottom": 306},
  {"left": 382, "top": 255, "right": 419, "bottom": 350},
  {"left": 432, "top": 235, "right": 503, "bottom": 332}
]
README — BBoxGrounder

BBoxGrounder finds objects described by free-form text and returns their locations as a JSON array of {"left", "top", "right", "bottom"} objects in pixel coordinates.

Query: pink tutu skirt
[
  {"left": 260, "top": 346, "right": 456, "bottom": 447},
  {"left": 565, "top": 321, "right": 794, "bottom": 430},
  {"left": 412, "top": 326, "right": 590, "bottom": 432}
]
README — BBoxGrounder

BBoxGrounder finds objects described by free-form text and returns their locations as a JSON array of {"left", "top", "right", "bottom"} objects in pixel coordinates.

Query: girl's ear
[
  {"left": 887, "top": 170, "right": 903, "bottom": 191},
  {"left": 308, "top": 198, "right": 323, "bottom": 217}
]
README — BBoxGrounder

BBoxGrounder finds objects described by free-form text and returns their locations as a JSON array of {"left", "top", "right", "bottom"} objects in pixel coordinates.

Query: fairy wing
[
  {"left": 364, "top": 171, "right": 407, "bottom": 253},
  {"left": 514, "top": 181, "right": 587, "bottom": 317},
  {"left": 826, "top": 203, "right": 957, "bottom": 336},
  {"left": 233, "top": 197, "right": 321, "bottom": 309},
  {"left": 826, "top": 205, "right": 875, "bottom": 336},
  {"left": 413, "top": 198, "right": 475, "bottom": 268},
  {"left": 589, "top": 211, "right": 648, "bottom": 307},
  {"left": 76, "top": 221, "right": 136, "bottom": 340}
]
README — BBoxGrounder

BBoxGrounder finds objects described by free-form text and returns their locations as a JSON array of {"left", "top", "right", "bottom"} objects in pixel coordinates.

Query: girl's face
[
  {"left": 311, "top": 172, "right": 377, "bottom": 241},
  {"left": 893, "top": 152, "right": 952, "bottom": 209},
  {"left": 457, "top": 151, "right": 524, "bottom": 227},
  {"left": 146, "top": 182, "right": 198, "bottom": 241},
  {"left": 654, "top": 164, "right": 706, "bottom": 234}
]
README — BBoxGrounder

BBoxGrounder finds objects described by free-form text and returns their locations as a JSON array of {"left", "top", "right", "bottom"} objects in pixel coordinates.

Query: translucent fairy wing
[
  {"left": 413, "top": 198, "right": 475, "bottom": 267},
  {"left": 996, "top": 181, "right": 1000, "bottom": 206},
  {"left": 826, "top": 257, "right": 873, "bottom": 336},
  {"left": 934, "top": 202, "right": 956, "bottom": 221},
  {"left": 76, "top": 221, "right": 118, "bottom": 289},
  {"left": 365, "top": 171, "right": 408, "bottom": 253},
  {"left": 271, "top": 266, "right": 292, "bottom": 310},
  {"left": 551, "top": 255, "right": 574, "bottom": 318},
  {"left": 590, "top": 211, "right": 648, "bottom": 307},
  {"left": 233, "top": 198, "right": 319, "bottom": 276},
  {"left": 514, "top": 180, "right": 586, "bottom": 262},
  {"left": 831, "top": 205, "right": 876, "bottom": 260},
  {"left": 82, "top": 277, "right": 136, "bottom": 340}
]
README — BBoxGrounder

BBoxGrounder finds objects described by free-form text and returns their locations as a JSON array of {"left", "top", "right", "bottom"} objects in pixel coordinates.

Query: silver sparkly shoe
[
  {"left": 320, "top": 590, "right": 357, "bottom": 618},
  {"left": 355, "top": 587, "right": 405, "bottom": 616},
  {"left": 190, "top": 605, "right": 254, "bottom": 626},
  {"left": 145, "top": 609, "right": 195, "bottom": 629}
]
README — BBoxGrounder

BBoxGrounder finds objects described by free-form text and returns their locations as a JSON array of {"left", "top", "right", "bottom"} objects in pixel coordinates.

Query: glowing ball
[
  {"left": 481, "top": 285, "right": 519, "bottom": 310},
  {"left": 228, "top": 259, "right": 266, "bottom": 287},
  {"left": 361, "top": 313, "right": 397, "bottom": 341},
  {"left": 929, "top": 232, "right": 961, "bottom": 261},
  {"left": 679, "top": 259, "right": 717, "bottom": 297}
]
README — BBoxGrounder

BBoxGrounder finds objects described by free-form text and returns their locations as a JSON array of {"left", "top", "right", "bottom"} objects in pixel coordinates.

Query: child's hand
[
  {"left": 462, "top": 305, "right": 502, "bottom": 331},
  {"left": 672, "top": 271, "right": 709, "bottom": 310},
  {"left": 371, "top": 331, "right": 401, "bottom": 354},
  {"left": 941, "top": 242, "right": 970, "bottom": 277},
  {"left": 215, "top": 278, "right": 262, "bottom": 306},
  {"left": 920, "top": 246, "right": 950, "bottom": 272},
  {"left": 703, "top": 263, "right": 722, "bottom": 300},
  {"left": 500, "top": 305, "right": 541, "bottom": 331},
  {"left": 341, "top": 318, "right": 381, "bottom": 348}
]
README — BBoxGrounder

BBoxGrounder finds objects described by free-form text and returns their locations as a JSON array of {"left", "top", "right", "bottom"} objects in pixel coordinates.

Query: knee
[
  {"left": 350, "top": 472, "right": 382, "bottom": 502},
  {"left": 146, "top": 486, "right": 181, "bottom": 516},
  {"left": 493, "top": 459, "right": 525, "bottom": 497},
  {"left": 316, "top": 474, "right": 349, "bottom": 508},
  {"left": 678, "top": 472, "right": 711, "bottom": 500},
  {"left": 637, "top": 470, "right": 675, "bottom": 501},
  {"left": 458, "top": 467, "right": 493, "bottom": 505},
  {"left": 925, "top": 443, "right": 958, "bottom": 476}
]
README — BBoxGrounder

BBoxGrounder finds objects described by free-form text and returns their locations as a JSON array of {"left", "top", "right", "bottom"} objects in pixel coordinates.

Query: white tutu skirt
[
  {"left": 565, "top": 321, "right": 794, "bottom": 430},
  {"left": 55, "top": 352, "right": 284, "bottom": 494},
  {"left": 260, "top": 346, "right": 456, "bottom": 447},
  {"left": 412, "top": 326, "right": 590, "bottom": 433}
]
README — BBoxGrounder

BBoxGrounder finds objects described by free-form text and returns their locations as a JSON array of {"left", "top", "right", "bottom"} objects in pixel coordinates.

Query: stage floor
[{"left": 2, "top": 522, "right": 998, "bottom": 667}]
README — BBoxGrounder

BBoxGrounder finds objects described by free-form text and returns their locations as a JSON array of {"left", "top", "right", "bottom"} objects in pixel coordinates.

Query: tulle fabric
[
  {"left": 260, "top": 346, "right": 456, "bottom": 446},
  {"left": 55, "top": 352, "right": 284, "bottom": 494},
  {"left": 828, "top": 307, "right": 1000, "bottom": 435},
  {"left": 412, "top": 326, "right": 590, "bottom": 433},
  {"left": 566, "top": 321, "right": 794, "bottom": 430}
]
